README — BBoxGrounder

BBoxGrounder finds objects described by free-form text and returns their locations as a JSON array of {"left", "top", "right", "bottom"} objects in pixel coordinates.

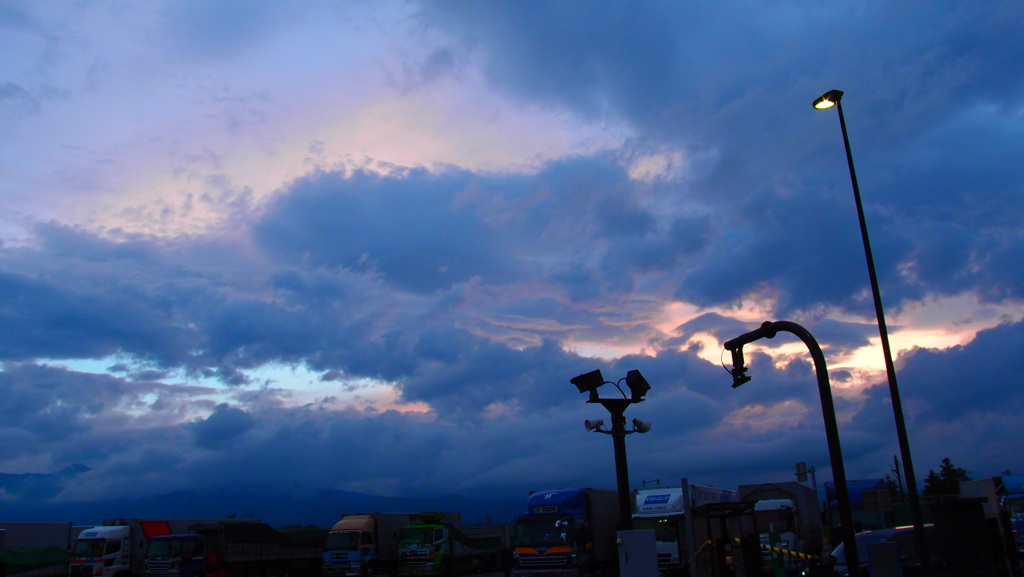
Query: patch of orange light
[
  {"left": 81, "top": 67, "right": 630, "bottom": 239},
  {"left": 566, "top": 340, "right": 652, "bottom": 360},
  {"left": 482, "top": 400, "right": 521, "bottom": 420},
  {"left": 721, "top": 400, "right": 810, "bottom": 434},
  {"left": 311, "top": 384, "right": 433, "bottom": 415}
]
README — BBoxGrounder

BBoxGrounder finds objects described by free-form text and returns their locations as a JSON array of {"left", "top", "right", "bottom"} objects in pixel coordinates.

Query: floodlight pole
[
  {"left": 572, "top": 369, "right": 651, "bottom": 531},
  {"left": 837, "top": 95, "right": 925, "bottom": 530},
  {"left": 815, "top": 89, "right": 927, "bottom": 570},
  {"left": 725, "top": 321, "right": 860, "bottom": 577},
  {"left": 601, "top": 398, "right": 634, "bottom": 529}
]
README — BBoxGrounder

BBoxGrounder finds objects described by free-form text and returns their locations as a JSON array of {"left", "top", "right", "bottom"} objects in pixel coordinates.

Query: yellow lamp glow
[{"left": 813, "top": 89, "right": 844, "bottom": 110}]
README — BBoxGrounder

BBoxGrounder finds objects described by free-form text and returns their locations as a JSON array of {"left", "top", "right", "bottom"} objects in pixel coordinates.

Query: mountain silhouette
[{"left": 0, "top": 464, "right": 543, "bottom": 527}]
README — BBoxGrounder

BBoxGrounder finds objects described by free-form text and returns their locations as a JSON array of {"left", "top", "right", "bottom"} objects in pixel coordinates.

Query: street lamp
[
  {"left": 725, "top": 320, "right": 860, "bottom": 577},
  {"left": 814, "top": 89, "right": 928, "bottom": 559},
  {"left": 571, "top": 369, "right": 652, "bottom": 530}
]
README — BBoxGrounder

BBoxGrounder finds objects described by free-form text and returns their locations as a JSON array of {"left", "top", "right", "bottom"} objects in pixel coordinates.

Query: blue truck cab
[
  {"left": 144, "top": 535, "right": 206, "bottom": 577},
  {"left": 511, "top": 488, "right": 618, "bottom": 577}
]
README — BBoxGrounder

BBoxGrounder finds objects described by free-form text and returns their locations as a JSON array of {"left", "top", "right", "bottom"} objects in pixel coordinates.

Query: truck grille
[
  {"left": 400, "top": 551, "right": 431, "bottom": 566},
  {"left": 518, "top": 556, "right": 568, "bottom": 568},
  {"left": 145, "top": 561, "right": 176, "bottom": 576},
  {"left": 323, "top": 563, "right": 361, "bottom": 577}
]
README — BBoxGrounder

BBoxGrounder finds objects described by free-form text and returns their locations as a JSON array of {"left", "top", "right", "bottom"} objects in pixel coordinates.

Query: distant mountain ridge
[
  {"left": 0, "top": 464, "right": 92, "bottom": 501},
  {"left": 0, "top": 485, "right": 526, "bottom": 528}
]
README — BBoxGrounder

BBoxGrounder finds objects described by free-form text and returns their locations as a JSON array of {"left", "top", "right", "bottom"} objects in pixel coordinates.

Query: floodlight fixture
[
  {"left": 571, "top": 369, "right": 605, "bottom": 402},
  {"left": 813, "top": 89, "right": 843, "bottom": 109},
  {"left": 632, "top": 418, "right": 651, "bottom": 433},
  {"left": 584, "top": 419, "right": 605, "bottom": 432},
  {"left": 625, "top": 369, "right": 651, "bottom": 401}
]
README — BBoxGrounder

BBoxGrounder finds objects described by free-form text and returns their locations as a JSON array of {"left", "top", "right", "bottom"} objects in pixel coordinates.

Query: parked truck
[
  {"left": 322, "top": 514, "right": 418, "bottom": 577},
  {"left": 69, "top": 519, "right": 257, "bottom": 577},
  {"left": 396, "top": 513, "right": 508, "bottom": 576},
  {"left": 511, "top": 488, "right": 618, "bottom": 577},
  {"left": 143, "top": 522, "right": 327, "bottom": 577},
  {"left": 631, "top": 484, "right": 738, "bottom": 577},
  {"left": 960, "top": 474, "right": 1024, "bottom": 555}
]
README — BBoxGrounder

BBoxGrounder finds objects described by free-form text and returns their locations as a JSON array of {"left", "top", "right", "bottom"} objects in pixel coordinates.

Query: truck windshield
[
  {"left": 71, "top": 539, "right": 106, "bottom": 558},
  {"left": 632, "top": 518, "right": 676, "bottom": 542},
  {"left": 324, "top": 532, "right": 361, "bottom": 551},
  {"left": 1007, "top": 497, "right": 1024, "bottom": 515},
  {"left": 514, "top": 519, "right": 574, "bottom": 547},
  {"left": 399, "top": 528, "right": 434, "bottom": 546},
  {"left": 148, "top": 540, "right": 194, "bottom": 557}
]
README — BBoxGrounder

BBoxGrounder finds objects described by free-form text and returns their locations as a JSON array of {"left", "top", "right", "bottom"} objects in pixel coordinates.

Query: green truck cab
[{"left": 396, "top": 514, "right": 506, "bottom": 577}]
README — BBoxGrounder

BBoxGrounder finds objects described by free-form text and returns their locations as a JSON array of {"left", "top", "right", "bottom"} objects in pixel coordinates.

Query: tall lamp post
[
  {"left": 813, "top": 90, "right": 928, "bottom": 556},
  {"left": 725, "top": 320, "right": 860, "bottom": 577},
  {"left": 571, "top": 369, "right": 652, "bottom": 530}
]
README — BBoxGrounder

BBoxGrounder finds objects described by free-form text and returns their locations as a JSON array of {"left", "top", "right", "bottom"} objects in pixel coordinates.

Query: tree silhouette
[
  {"left": 883, "top": 474, "right": 902, "bottom": 499},
  {"left": 922, "top": 457, "right": 971, "bottom": 496}
]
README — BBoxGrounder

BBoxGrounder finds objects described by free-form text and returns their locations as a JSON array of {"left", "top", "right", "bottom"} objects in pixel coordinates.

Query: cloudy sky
[{"left": 1, "top": 1, "right": 1023, "bottom": 509}]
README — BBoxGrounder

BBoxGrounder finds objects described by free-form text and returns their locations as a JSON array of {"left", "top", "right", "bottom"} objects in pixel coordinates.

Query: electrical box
[{"left": 617, "top": 529, "right": 659, "bottom": 577}]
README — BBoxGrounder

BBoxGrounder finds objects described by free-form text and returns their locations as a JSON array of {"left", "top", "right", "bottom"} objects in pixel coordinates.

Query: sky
[{"left": 1, "top": 0, "right": 1023, "bottom": 513}]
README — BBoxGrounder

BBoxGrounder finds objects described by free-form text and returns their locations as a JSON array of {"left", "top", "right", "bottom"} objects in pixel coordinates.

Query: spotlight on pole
[
  {"left": 571, "top": 369, "right": 604, "bottom": 402},
  {"left": 625, "top": 369, "right": 651, "bottom": 401}
]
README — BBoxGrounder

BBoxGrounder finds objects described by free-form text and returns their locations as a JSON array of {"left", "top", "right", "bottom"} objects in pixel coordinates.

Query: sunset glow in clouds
[{"left": 1, "top": 1, "right": 1023, "bottom": 510}]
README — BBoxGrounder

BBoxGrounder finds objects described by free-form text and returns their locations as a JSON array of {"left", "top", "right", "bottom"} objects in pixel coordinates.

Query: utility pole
[{"left": 892, "top": 456, "right": 905, "bottom": 501}]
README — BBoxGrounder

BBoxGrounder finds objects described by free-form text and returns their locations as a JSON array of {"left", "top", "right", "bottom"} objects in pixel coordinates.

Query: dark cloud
[
  {"left": 416, "top": 2, "right": 690, "bottom": 124},
  {"left": 191, "top": 404, "right": 256, "bottom": 449},
  {"left": 418, "top": 0, "right": 1024, "bottom": 318},
  {"left": 0, "top": 323, "right": 1021, "bottom": 504},
  {"left": 0, "top": 83, "right": 40, "bottom": 119},
  {"left": 162, "top": 1, "right": 293, "bottom": 62},
  {"left": 254, "top": 167, "right": 522, "bottom": 294},
  {"left": 0, "top": 364, "right": 97, "bottom": 445},
  {"left": 898, "top": 321, "right": 1024, "bottom": 421},
  {"left": 0, "top": 2, "right": 46, "bottom": 35},
  {"left": 418, "top": 2, "right": 1024, "bottom": 139}
]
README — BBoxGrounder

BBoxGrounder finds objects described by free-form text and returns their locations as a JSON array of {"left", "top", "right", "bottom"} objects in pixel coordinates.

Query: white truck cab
[{"left": 69, "top": 526, "right": 132, "bottom": 577}]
